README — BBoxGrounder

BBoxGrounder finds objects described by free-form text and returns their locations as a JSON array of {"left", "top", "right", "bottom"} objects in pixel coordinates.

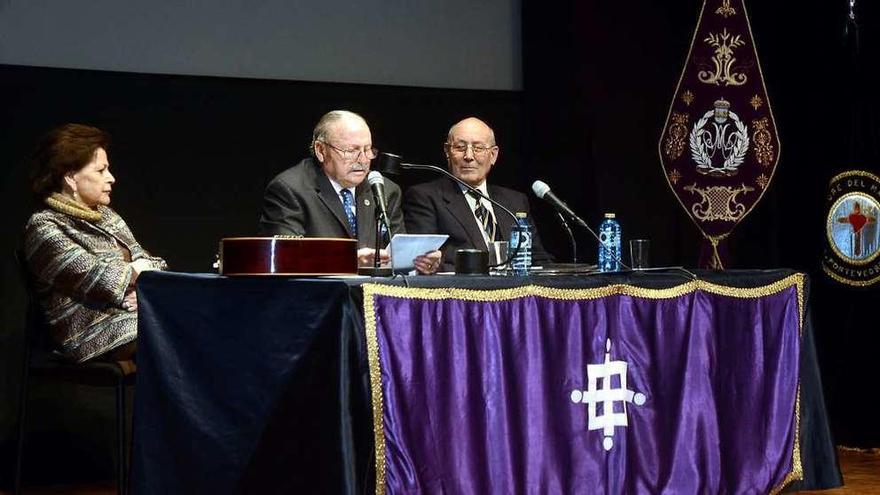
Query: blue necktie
[{"left": 340, "top": 189, "right": 358, "bottom": 238}]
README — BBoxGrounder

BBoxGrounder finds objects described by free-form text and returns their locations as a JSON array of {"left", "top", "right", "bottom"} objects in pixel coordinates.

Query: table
[
  {"left": 131, "top": 269, "right": 841, "bottom": 494},
  {"left": 131, "top": 273, "right": 372, "bottom": 494}
]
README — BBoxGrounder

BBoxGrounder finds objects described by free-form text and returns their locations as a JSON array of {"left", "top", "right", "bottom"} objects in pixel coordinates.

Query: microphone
[
  {"left": 531, "top": 180, "right": 589, "bottom": 229},
  {"left": 367, "top": 171, "right": 390, "bottom": 227},
  {"left": 375, "top": 152, "right": 524, "bottom": 269},
  {"left": 531, "top": 180, "right": 631, "bottom": 271}
]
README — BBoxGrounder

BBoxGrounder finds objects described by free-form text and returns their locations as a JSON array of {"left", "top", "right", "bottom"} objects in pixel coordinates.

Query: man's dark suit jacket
[
  {"left": 259, "top": 158, "right": 404, "bottom": 249},
  {"left": 404, "top": 177, "right": 552, "bottom": 271}
]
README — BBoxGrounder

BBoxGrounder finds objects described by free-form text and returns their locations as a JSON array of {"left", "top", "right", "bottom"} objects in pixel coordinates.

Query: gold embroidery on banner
[
  {"left": 756, "top": 174, "right": 769, "bottom": 190},
  {"left": 698, "top": 29, "right": 748, "bottom": 86},
  {"left": 689, "top": 100, "right": 749, "bottom": 177},
  {"left": 752, "top": 117, "right": 775, "bottom": 166},
  {"left": 668, "top": 169, "right": 683, "bottom": 185},
  {"left": 664, "top": 112, "right": 690, "bottom": 160},
  {"left": 684, "top": 183, "right": 755, "bottom": 222},
  {"left": 715, "top": 0, "right": 736, "bottom": 18},
  {"left": 750, "top": 94, "right": 764, "bottom": 110},
  {"left": 658, "top": 0, "right": 783, "bottom": 257},
  {"left": 681, "top": 90, "right": 695, "bottom": 106},
  {"left": 363, "top": 273, "right": 806, "bottom": 495},
  {"left": 706, "top": 233, "right": 730, "bottom": 270}
]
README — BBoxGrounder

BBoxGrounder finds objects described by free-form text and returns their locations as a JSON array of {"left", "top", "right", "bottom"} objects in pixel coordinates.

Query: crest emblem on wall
[
  {"left": 659, "top": 0, "right": 780, "bottom": 268},
  {"left": 823, "top": 170, "right": 880, "bottom": 287}
]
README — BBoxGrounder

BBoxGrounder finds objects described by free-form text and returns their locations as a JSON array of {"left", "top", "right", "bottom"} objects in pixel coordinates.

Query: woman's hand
[
  {"left": 129, "top": 258, "right": 157, "bottom": 286},
  {"left": 131, "top": 258, "right": 155, "bottom": 274},
  {"left": 122, "top": 291, "right": 138, "bottom": 312}
]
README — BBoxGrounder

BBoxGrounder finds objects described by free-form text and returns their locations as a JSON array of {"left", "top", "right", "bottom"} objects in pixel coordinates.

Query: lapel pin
[{"left": 364, "top": 199, "right": 371, "bottom": 206}]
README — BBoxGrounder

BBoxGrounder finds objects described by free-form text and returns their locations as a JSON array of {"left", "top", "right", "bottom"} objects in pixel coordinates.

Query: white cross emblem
[{"left": 570, "top": 338, "right": 646, "bottom": 451}]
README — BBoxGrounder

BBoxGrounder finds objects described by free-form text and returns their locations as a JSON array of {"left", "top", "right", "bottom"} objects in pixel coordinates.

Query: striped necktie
[
  {"left": 470, "top": 192, "right": 496, "bottom": 243},
  {"left": 340, "top": 188, "right": 358, "bottom": 238}
]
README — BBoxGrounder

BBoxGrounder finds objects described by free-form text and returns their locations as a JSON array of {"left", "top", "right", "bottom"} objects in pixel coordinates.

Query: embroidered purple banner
[
  {"left": 659, "top": 0, "right": 781, "bottom": 268},
  {"left": 364, "top": 276, "right": 804, "bottom": 494}
]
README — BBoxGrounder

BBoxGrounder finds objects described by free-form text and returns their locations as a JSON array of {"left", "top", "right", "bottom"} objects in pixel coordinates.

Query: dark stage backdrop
[
  {"left": 522, "top": 0, "right": 880, "bottom": 448},
  {"left": 0, "top": 64, "right": 532, "bottom": 485},
  {"left": 2, "top": 0, "right": 879, "bottom": 487}
]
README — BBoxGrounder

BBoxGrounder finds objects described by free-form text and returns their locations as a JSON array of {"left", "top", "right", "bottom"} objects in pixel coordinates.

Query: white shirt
[{"left": 459, "top": 181, "right": 496, "bottom": 246}]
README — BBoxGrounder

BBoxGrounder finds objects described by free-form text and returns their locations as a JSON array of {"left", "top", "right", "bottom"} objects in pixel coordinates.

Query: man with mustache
[
  {"left": 403, "top": 117, "right": 552, "bottom": 272},
  {"left": 260, "top": 110, "right": 441, "bottom": 273}
]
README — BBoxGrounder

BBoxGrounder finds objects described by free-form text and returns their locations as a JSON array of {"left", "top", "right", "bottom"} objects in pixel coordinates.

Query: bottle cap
[
  {"left": 604, "top": 213, "right": 616, "bottom": 219},
  {"left": 515, "top": 212, "right": 528, "bottom": 218}
]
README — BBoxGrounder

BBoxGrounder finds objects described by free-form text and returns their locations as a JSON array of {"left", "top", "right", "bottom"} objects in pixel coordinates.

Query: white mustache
[{"left": 349, "top": 165, "right": 367, "bottom": 172}]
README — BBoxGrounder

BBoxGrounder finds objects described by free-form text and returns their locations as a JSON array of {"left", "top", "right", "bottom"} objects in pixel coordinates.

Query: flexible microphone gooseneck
[
  {"left": 531, "top": 180, "right": 631, "bottom": 271},
  {"left": 377, "top": 152, "right": 523, "bottom": 269},
  {"left": 554, "top": 210, "right": 577, "bottom": 264},
  {"left": 530, "top": 181, "right": 699, "bottom": 280}
]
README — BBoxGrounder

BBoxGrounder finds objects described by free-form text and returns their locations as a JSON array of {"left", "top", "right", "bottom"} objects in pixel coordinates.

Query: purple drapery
[{"left": 364, "top": 275, "right": 804, "bottom": 495}]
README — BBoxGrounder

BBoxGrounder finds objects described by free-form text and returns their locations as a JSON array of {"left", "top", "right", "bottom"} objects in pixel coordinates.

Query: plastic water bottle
[
  {"left": 598, "top": 213, "right": 621, "bottom": 272},
  {"left": 509, "top": 212, "right": 533, "bottom": 276}
]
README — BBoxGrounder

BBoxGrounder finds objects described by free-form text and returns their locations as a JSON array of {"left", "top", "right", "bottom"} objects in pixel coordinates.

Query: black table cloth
[{"left": 131, "top": 269, "right": 840, "bottom": 494}]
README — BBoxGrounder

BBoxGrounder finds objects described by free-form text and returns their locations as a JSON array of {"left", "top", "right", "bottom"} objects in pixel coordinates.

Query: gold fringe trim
[
  {"left": 365, "top": 273, "right": 803, "bottom": 304},
  {"left": 363, "top": 284, "right": 387, "bottom": 495},
  {"left": 45, "top": 193, "right": 101, "bottom": 222},
  {"left": 364, "top": 273, "right": 806, "bottom": 495},
  {"left": 770, "top": 384, "right": 803, "bottom": 495}
]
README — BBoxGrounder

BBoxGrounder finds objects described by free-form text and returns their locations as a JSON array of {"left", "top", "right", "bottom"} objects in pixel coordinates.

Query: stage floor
[{"left": 4, "top": 447, "right": 878, "bottom": 494}]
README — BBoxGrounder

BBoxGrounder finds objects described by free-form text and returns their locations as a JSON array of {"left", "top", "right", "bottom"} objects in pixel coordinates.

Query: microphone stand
[
  {"left": 390, "top": 158, "right": 523, "bottom": 269},
  {"left": 358, "top": 205, "right": 393, "bottom": 277},
  {"left": 555, "top": 210, "right": 577, "bottom": 263},
  {"left": 555, "top": 208, "right": 694, "bottom": 277},
  {"left": 374, "top": 211, "right": 383, "bottom": 271},
  {"left": 561, "top": 215, "right": 695, "bottom": 277},
  {"left": 543, "top": 202, "right": 631, "bottom": 271}
]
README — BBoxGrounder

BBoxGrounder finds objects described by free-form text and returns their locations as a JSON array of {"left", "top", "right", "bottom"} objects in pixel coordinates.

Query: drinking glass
[
  {"left": 489, "top": 241, "right": 509, "bottom": 270},
  {"left": 629, "top": 239, "right": 650, "bottom": 270}
]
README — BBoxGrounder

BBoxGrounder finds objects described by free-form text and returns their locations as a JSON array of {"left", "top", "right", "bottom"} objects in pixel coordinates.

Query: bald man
[
  {"left": 260, "top": 110, "right": 441, "bottom": 273},
  {"left": 403, "top": 117, "right": 552, "bottom": 271}
]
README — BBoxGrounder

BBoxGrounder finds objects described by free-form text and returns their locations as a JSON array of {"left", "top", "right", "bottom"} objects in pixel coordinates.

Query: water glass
[
  {"left": 629, "top": 239, "right": 650, "bottom": 270},
  {"left": 489, "top": 241, "right": 509, "bottom": 267}
]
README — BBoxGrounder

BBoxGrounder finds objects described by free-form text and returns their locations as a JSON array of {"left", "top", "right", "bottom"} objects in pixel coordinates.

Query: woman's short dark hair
[{"left": 30, "top": 124, "right": 111, "bottom": 200}]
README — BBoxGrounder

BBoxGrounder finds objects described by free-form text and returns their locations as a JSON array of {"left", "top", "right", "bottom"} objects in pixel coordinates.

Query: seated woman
[{"left": 23, "top": 124, "right": 167, "bottom": 363}]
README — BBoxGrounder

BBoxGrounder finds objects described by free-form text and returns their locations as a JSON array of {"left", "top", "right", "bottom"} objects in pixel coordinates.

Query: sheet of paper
[{"left": 390, "top": 234, "right": 448, "bottom": 272}]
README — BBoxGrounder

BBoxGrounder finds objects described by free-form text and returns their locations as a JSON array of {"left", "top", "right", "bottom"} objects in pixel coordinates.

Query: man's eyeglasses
[
  {"left": 322, "top": 142, "right": 378, "bottom": 161},
  {"left": 446, "top": 142, "right": 496, "bottom": 156}
]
